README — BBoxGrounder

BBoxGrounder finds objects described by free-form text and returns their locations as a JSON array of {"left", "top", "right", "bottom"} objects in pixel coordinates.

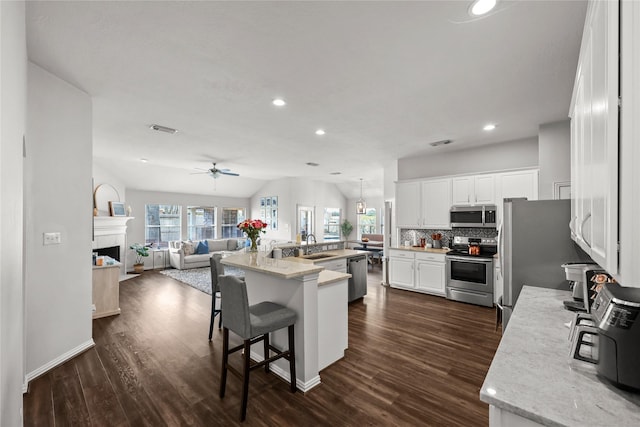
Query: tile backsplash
[{"left": 399, "top": 228, "right": 498, "bottom": 248}]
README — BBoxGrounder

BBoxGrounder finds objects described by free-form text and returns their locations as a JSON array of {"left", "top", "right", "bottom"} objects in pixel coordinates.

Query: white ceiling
[{"left": 25, "top": 0, "right": 587, "bottom": 200}]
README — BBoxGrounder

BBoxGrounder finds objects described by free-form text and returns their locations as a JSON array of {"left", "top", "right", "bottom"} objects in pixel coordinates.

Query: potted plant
[
  {"left": 130, "top": 243, "right": 152, "bottom": 273},
  {"left": 340, "top": 219, "right": 353, "bottom": 240}
]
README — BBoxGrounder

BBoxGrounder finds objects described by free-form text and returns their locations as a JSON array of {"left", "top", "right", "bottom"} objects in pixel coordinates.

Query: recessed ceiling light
[
  {"left": 483, "top": 124, "right": 496, "bottom": 131},
  {"left": 306, "top": 162, "right": 319, "bottom": 167},
  {"left": 140, "top": 158, "right": 148, "bottom": 163},
  {"left": 149, "top": 124, "right": 178, "bottom": 134},
  {"left": 315, "top": 129, "right": 326, "bottom": 136},
  {"left": 272, "top": 98, "right": 286, "bottom": 107},
  {"left": 469, "top": 0, "right": 497, "bottom": 16}
]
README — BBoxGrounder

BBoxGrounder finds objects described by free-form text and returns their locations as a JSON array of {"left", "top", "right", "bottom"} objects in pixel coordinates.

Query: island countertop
[
  {"left": 221, "top": 253, "right": 323, "bottom": 279},
  {"left": 480, "top": 286, "right": 640, "bottom": 426},
  {"left": 285, "top": 249, "right": 370, "bottom": 264}
]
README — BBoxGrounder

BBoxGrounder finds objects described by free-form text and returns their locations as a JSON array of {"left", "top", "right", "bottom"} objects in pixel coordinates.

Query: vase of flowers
[{"left": 237, "top": 219, "right": 268, "bottom": 252}]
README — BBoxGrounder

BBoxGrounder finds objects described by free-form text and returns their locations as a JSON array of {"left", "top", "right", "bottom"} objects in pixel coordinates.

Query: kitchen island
[
  {"left": 481, "top": 286, "right": 640, "bottom": 426},
  {"left": 221, "top": 253, "right": 351, "bottom": 391}
]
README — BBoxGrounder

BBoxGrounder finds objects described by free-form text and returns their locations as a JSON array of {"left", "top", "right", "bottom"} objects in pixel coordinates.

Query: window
[
  {"left": 222, "top": 208, "right": 246, "bottom": 238},
  {"left": 146, "top": 204, "right": 181, "bottom": 248},
  {"left": 187, "top": 206, "right": 216, "bottom": 240},
  {"left": 323, "top": 208, "right": 341, "bottom": 241},
  {"left": 358, "top": 208, "right": 377, "bottom": 237}
]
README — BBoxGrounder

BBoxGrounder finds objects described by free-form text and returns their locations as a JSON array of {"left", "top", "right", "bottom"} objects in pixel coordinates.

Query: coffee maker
[{"left": 562, "top": 262, "right": 599, "bottom": 312}]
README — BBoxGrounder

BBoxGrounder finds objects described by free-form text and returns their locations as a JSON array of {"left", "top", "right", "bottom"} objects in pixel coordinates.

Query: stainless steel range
[{"left": 445, "top": 236, "right": 497, "bottom": 307}]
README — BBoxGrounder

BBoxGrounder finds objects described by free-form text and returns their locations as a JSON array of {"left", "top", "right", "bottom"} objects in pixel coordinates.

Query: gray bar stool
[
  {"left": 209, "top": 253, "right": 246, "bottom": 340},
  {"left": 218, "top": 275, "right": 297, "bottom": 422},
  {"left": 208, "top": 255, "right": 223, "bottom": 340}
]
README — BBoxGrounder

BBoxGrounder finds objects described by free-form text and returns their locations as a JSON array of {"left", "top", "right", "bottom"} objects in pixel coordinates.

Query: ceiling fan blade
[
  {"left": 219, "top": 171, "right": 239, "bottom": 176},
  {"left": 190, "top": 171, "right": 210, "bottom": 175}
]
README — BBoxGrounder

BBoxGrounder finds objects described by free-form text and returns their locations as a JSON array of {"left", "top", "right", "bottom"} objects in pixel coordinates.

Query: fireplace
[
  {"left": 93, "top": 216, "right": 134, "bottom": 277},
  {"left": 95, "top": 245, "right": 120, "bottom": 262}
]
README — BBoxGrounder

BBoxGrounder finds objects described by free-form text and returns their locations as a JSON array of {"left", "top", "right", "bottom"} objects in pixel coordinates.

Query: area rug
[{"left": 159, "top": 266, "right": 244, "bottom": 295}]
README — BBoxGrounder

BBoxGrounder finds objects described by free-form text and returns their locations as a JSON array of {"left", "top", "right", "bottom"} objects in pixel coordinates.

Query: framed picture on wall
[{"left": 109, "top": 201, "right": 126, "bottom": 216}]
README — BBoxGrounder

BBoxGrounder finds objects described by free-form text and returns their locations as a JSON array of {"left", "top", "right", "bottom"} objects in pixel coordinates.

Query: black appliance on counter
[
  {"left": 445, "top": 236, "right": 497, "bottom": 307},
  {"left": 450, "top": 205, "right": 497, "bottom": 228},
  {"left": 572, "top": 283, "right": 640, "bottom": 392}
]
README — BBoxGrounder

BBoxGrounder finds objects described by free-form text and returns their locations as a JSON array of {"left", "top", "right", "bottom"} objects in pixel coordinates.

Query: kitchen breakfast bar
[{"left": 221, "top": 252, "right": 351, "bottom": 392}]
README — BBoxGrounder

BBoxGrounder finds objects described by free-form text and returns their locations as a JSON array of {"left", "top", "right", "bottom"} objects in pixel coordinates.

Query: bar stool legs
[{"left": 219, "top": 325, "right": 297, "bottom": 422}]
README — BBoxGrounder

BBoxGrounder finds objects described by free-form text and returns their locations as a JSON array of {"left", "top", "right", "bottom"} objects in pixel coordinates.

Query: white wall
[
  {"left": 538, "top": 120, "right": 571, "bottom": 200},
  {"left": 0, "top": 1, "right": 26, "bottom": 424},
  {"left": 125, "top": 189, "right": 249, "bottom": 270},
  {"left": 251, "top": 178, "right": 347, "bottom": 242},
  {"left": 397, "top": 137, "right": 539, "bottom": 180},
  {"left": 25, "top": 63, "right": 94, "bottom": 381}
]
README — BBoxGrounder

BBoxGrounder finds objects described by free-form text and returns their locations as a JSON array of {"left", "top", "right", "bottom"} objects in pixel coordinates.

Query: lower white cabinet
[
  {"left": 389, "top": 250, "right": 446, "bottom": 296},
  {"left": 494, "top": 263, "right": 503, "bottom": 305},
  {"left": 389, "top": 251, "right": 415, "bottom": 288},
  {"left": 315, "top": 258, "right": 347, "bottom": 273},
  {"left": 415, "top": 253, "right": 446, "bottom": 295}
]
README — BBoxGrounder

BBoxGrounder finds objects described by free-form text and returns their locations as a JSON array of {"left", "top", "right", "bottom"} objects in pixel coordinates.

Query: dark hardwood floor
[{"left": 23, "top": 264, "right": 501, "bottom": 426}]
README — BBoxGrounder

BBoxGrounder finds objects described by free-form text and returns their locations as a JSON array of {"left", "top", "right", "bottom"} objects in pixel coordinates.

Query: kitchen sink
[{"left": 303, "top": 253, "right": 335, "bottom": 260}]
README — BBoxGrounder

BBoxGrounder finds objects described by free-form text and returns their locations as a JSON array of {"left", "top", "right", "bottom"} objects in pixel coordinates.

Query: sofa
[{"left": 168, "top": 238, "right": 244, "bottom": 270}]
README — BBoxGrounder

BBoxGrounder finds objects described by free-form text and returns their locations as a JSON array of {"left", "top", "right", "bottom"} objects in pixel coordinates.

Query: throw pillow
[
  {"left": 195, "top": 240, "right": 209, "bottom": 255},
  {"left": 181, "top": 241, "right": 195, "bottom": 256}
]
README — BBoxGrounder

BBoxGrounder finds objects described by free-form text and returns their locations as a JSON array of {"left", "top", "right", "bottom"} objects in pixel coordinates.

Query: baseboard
[
  {"left": 249, "top": 350, "right": 321, "bottom": 393},
  {"left": 23, "top": 339, "right": 95, "bottom": 393}
]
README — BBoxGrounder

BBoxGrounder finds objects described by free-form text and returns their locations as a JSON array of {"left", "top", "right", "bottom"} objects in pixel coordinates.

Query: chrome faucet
[{"left": 305, "top": 233, "right": 316, "bottom": 255}]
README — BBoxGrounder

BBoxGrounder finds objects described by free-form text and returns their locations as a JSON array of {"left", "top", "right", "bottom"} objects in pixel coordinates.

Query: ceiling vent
[
  {"left": 149, "top": 124, "right": 178, "bottom": 134},
  {"left": 429, "top": 139, "right": 453, "bottom": 147}
]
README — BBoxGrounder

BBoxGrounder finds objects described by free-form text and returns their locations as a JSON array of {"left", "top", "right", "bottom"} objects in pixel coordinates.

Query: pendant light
[{"left": 356, "top": 178, "right": 366, "bottom": 214}]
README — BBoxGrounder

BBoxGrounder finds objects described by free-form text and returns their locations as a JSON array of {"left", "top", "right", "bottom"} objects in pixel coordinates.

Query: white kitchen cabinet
[
  {"left": 396, "top": 181, "right": 421, "bottom": 228},
  {"left": 315, "top": 258, "right": 347, "bottom": 273},
  {"left": 452, "top": 175, "right": 495, "bottom": 206},
  {"left": 494, "top": 263, "right": 503, "bottom": 305},
  {"left": 570, "top": 0, "right": 618, "bottom": 275},
  {"left": 475, "top": 175, "right": 496, "bottom": 204},
  {"left": 421, "top": 178, "right": 452, "bottom": 228},
  {"left": 389, "top": 250, "right": 415, "bottom": 288},
  {"left": 496, "top": 170, "right": 538, "bottom": 201},
  {"left": 495, "top": 169, "right": 539, "bottom": 225},
  {"left": 415, "top": 252, "right": 446, "bottom": 295}
]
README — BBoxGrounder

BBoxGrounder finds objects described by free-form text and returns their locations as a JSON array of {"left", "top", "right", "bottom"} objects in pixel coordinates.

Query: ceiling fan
[{"left": 192, "top": 162, "right": 240, "bottom": 179}]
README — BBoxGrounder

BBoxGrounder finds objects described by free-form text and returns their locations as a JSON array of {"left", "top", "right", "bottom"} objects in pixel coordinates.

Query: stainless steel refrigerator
[{"left": 499, "top": 198, "right": 592, "bottom": 331}]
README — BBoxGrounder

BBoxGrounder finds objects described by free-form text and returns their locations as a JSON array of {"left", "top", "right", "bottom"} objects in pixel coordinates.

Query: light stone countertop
[
  {"left": 480, "top": 286, "right": 640, "bottom": 426},
  {"left": 390, "top": 246, "right": 450, "bottom": 254},
  {"left": 221, "top": 253, "right": 323, "bottom": 279},
  {"left": 317, "top": 270, "right": 351, "bottom": 286},
  {"left": 285, "top": 249, "right": 370, "bottom": 264}
]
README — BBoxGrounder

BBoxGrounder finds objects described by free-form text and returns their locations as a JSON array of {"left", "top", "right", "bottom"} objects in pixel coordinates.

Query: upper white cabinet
[
  {"left": 396, "top": 181, "right": 421, "bottom": 228},
  {"left": 421, "top": 179, "right": 452, "bottom": 228},
  {"left": 396, "top": 179, "right": 452, "bottom": 229},
  {"left": 570, "top": 0, "right": 619, "bottom": 275},
  {"left": 496, "top": 170, "right": 539, "bottom": 201},
  {"left": 452, "top": 175, "right": 495, "bottom": 205}
]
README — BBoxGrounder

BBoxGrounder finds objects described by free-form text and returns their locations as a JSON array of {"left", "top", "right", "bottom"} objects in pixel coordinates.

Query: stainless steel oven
[{"left": 445, "top": 236, "right": 496, "bottom": 307}]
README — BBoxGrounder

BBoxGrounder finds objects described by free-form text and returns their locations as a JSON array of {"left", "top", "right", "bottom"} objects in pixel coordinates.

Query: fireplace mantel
[
  {"left": 93, "top": 216, "right": 134, "bottom": 277},
  {"left": 94, "top": 216, "right": 134, "bottom": 237}
]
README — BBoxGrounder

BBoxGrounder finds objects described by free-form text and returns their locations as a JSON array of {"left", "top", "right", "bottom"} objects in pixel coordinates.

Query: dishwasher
[{"left": 347, "top": 255, "right": 368, "bottom": 302}]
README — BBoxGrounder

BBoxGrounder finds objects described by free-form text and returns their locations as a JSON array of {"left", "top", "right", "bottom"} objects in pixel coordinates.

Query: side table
[{"left": 152, "top": 248, "right": 169, "bottom": 269}]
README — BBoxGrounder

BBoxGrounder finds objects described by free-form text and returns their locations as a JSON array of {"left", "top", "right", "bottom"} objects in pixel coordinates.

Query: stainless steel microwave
[{"left": 450, "top": 205, "right": 497, "bottom": 228}]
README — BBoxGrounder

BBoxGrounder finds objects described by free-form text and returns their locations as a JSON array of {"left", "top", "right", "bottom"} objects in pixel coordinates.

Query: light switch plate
[{"left": 43, "top": 232, "right": 61, "bottom": 245}]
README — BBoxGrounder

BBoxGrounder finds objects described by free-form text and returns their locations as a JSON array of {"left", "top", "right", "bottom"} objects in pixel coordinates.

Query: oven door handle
[{"left": 446, "top": 255, "right": 493, "bottom": 264}]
